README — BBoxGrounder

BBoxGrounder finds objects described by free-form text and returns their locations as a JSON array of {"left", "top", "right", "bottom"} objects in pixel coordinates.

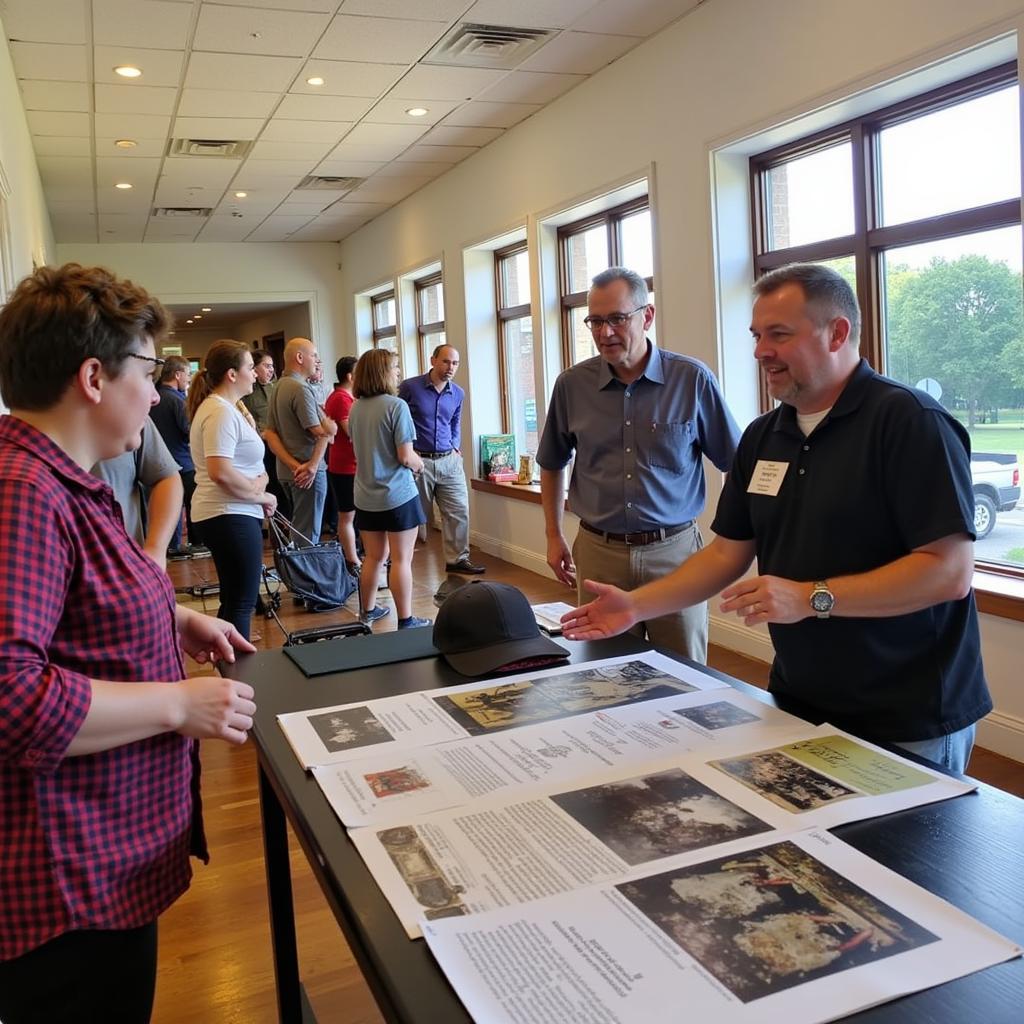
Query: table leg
[{"left": 258, "top": 761, "right": 306, "bottom": 1024}]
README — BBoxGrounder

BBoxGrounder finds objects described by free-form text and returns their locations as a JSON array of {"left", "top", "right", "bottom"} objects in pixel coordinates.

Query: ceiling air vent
[
  {"left": 152, "top": 207, "right": 213, "bottom": 218},
  {"left": 296, "top": 175, "right": 364, "bottom": 192},
  {"left": 167, "top": 138, "right": 254, "bottom": 159},
  {"left": 421, "top": 22, "right": 555, "bottom": 70}
]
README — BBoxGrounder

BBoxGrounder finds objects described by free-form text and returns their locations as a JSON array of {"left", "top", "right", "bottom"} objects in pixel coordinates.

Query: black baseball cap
[{"left": 433, "top": 581, "right": 569, "bottom": 677}]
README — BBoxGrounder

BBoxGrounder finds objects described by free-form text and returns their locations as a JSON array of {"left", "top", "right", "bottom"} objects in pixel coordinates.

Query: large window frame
[
  {"left": 557, "top": 195, "right": 653, "bottom": 368},
  {"left": 371, "top": 290, "right": 397, "bottom": 351},
  {"left": 494, "top": 240, "right": 532, "bottom": 438},
  {"left": 414, "top": 271, "right": 445, "bottom": 374},
  {"left": 749, "top": 61, "right": 1022, "bottom": 577}
]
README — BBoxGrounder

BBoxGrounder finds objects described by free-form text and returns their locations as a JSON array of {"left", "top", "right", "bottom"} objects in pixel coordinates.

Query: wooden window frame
[
  {"left": 371, "top": 290, "right": 397, "bottom": 350},
  {"left": 414, "top": 272, "right": 445, "bottom": 374},
  {"left": 495, "top": 241, "right": 531, "bottom": 435}
]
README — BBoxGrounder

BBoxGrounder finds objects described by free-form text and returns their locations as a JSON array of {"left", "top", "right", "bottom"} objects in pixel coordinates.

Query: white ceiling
[
  {"left": 165, "top": 298, "right": 306, "bottom": 333},
  {"left": 3, "top": 0, "right": 701, "bottom": 244}
]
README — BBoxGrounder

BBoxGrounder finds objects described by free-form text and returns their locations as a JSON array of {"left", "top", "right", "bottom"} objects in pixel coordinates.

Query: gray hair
[
  {"left": 590, "top": 266, "right": 649, "bottom": 307},
  {"left": 753, "top": 263, "right": 861, "bottom": 344}
]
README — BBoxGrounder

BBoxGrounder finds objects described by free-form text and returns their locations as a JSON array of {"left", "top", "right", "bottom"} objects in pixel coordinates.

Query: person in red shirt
[
  {"left": 0, "top": 264, "right": 257, "bottom": 1024},
  {"left": 324, "top": 355, "right": 360, "bottom": 573}
]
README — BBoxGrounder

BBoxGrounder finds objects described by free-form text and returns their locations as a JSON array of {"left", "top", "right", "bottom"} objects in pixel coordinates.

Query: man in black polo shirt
[{"left": 562, "top": 262, "right": 991, "bottom": 772}]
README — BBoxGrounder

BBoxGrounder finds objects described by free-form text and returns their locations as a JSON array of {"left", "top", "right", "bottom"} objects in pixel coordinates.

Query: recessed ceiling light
[
  {"left": 114, "top": 65, "right": 142, "bottom": 78},
  {"left": 186, "top": 319, "right": 193, "bottom": 324},
  {"left": 114, "top": 139, "right": 137, "bottom": 149},
  {"left": 406, "top": 107, "right": 429, "bottom": 117},
  {"left": 234, "top": 191, "right": 248, "bottom": 198},
  {"left": 193, "top": 314, "right": 203, "bottom": 320},
  {"left": 114, "top": 182, "right": 133, "bottom": 190},
  {"left": 201, "top": 307, "right": 212, "bottom": 312},
  {"left": 306, "top": 76, "right": 325, "bottom": 86}
]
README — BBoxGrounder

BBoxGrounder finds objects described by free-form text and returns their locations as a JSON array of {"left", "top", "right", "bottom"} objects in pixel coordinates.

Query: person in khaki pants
[{"left": 538, "top": 266, "right": 740, "bottom": 663}]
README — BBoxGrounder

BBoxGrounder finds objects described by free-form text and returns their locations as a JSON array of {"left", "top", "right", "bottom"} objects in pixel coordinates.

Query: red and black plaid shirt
[{"left": 0, "top": 416, "right": 205, "bottom": 962}]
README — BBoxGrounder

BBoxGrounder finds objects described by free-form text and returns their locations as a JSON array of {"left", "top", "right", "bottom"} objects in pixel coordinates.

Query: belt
[
  {"left": 579, "top": 520, "right": 694, "bottom": 546},
  {"left": 415, "top": 449, "right": 453, "bottom": 458}
]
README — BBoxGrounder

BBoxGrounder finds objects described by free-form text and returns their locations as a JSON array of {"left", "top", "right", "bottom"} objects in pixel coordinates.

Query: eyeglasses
[
  {"left": 126, "top": 352, "right": 166, "bottom": 381},
  {"left": 582, "top": 306, "right": 646, "bottom": 331}
]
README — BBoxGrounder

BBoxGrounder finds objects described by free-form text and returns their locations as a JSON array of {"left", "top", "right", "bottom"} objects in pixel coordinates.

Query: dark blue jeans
[{"left": 199, "top": 513, "right": 264, "bottom": 641}]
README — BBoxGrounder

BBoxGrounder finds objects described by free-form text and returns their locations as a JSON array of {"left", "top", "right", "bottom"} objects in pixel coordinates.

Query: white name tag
[{"left": 747, "top": 459, "right": 789, "bottom": 496}]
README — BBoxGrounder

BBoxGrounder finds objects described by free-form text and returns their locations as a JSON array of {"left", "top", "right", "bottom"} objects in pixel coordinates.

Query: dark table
[{"left": 226, "top": 636, "right": 1024, "bottom": 1024}]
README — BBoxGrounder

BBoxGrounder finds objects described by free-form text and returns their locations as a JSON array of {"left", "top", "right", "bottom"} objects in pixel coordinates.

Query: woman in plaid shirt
[{"left": 0, "top": 264, "right": 258, "bottom": 1023}]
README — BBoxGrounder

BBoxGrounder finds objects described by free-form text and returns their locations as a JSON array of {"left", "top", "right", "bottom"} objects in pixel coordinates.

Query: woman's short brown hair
[
  {"left": 0, "top": 263, "right": 170, "bottom": 411},
  {"left": 353, "top": 348, "right": 397, "bottom": 399}
]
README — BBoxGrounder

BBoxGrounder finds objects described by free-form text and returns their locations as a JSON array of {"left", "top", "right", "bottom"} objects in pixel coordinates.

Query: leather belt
[
  {"left": 415, "top": 450, "right": 453, "bottom": 458},
  {"left": 580, "top": 520, "right": 694, "bottom": 546}
]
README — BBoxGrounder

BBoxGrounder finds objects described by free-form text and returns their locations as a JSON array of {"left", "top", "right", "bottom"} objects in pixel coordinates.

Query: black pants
[
  {"left": 0, "top": 922, "right": 158, "bottom": 1024},
  {"left": 199, "top": 513, "right": 264, "bottom": 641},
  {"left": 264, "top": 448, "right": 291, "bottom": 520}
]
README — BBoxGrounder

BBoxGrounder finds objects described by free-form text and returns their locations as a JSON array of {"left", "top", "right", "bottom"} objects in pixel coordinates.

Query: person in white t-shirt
[{"left": 187, "top": 340, "right": 277, "bottom": 640}]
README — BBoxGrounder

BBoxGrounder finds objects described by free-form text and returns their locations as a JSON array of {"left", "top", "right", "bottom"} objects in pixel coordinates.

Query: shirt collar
[
  {"left": 597, "top": 339, "right": 662, "bottom": 389},
  {"left": 0, "top": 414, "right": 109, "bottom": 494},
  {"left": 421, "top": 371, "right": 451, "bottom": 393},
  {"left": 774, "top": 357, "right": 874, "bottom": 434}
]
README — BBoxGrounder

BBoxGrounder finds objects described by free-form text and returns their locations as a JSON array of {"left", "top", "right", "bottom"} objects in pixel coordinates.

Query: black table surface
[{"left": 227, "top": 636, "right": 1024, "bottom": 1024}]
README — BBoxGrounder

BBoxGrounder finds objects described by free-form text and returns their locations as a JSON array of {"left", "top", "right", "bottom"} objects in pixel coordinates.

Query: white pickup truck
[{"left": 971, "top": 452, "right": 1021, "bottom": 539}]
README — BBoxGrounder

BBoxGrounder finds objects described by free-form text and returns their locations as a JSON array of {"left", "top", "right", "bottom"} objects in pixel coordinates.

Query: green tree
[{"left": 886, "top": 255, "right": 1023, "bottom": 427}]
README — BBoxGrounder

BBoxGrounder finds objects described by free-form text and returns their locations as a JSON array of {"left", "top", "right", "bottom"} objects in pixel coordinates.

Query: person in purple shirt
[{"left": 398, "top": 345, "right": 485, "bottom": 574}]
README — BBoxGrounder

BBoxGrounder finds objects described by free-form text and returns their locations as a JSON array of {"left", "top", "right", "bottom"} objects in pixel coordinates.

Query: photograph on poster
[
  {"left": 549, "top": 768, "right": 773, "bottom": 865},
  {"left": 308, "top": 706, "right": 393, "bottom": 753},
  {"left": 712, "top": 751, "right": 859, "bottom": 812},
  {"left": 366, "top": 766, "right": 432, "bottom": 799},
  {"left": 616, "top": 839, "right": 939, "bottom": 1002},
  {"left": 674, "top": 701, "right": 762, "bottom": 730}
]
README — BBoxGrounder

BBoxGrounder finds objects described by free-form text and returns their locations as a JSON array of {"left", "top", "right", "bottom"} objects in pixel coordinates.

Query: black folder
[{"left": 283, "top": 625, "right": 439, "bottom": 677}]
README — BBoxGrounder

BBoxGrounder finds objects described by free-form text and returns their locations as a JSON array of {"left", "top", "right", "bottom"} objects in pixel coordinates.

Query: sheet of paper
[
  {"left": 531, "top": 601, "right": 575, "bottom": 634},
  {"left": 278, "top": 650, "right": 727, "bottom": 769},
  {"left": 314, "top": 688, "right": 805, "bottom": 828},
  {"left": 423, "top": 829, "right": 1021, "bottom": 1024},
  {"left": 350, "top": 724, "right": 974, "bottom": 938}
]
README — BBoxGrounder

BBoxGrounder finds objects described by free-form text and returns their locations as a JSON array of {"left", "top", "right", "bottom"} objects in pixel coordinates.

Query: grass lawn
[{"left": 963, "top": 424, "right": 1024, "bottom": 463}]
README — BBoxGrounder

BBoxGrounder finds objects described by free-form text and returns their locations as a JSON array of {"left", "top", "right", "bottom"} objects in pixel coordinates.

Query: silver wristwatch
[{"left": 809, "top": 580, "right": 835, "bottom": 619}]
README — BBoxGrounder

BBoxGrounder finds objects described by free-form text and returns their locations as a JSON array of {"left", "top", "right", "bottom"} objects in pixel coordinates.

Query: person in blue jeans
[{"left": 348, "top": 349, "right": 430, "bottom": 630}]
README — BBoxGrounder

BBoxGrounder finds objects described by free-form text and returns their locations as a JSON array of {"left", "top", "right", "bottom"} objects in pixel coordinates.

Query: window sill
[
  {"left": 471, "top": 478, "right": 542, "bottom": 504},
  {"left": 974, "top": 568, "right": 1024, "bottom": 623}
]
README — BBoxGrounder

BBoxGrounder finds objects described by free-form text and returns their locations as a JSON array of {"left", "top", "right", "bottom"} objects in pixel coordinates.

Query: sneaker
[
  {"left": 167, "top": 547, "right": 191, "bottom": 561},
  {"left": 445, "top": 559, "right": 486, "bottom": 575},
  {"left": 398, "top": 615, "right": 431, "bottom": 629},
  {"left": 360, "top": 605, "right": 390, "bottom": 625}
]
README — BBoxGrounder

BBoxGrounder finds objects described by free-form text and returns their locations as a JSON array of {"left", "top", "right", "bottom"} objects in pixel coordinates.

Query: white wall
[
  {"left": 234, "top": 304, "right": 312, "bottom": 353},
  {"left": 53, "top": 242, "right": 346, "bottom": 373},
  {"left": 333, "top": 0, "right": 1024, "bottom": 759}
]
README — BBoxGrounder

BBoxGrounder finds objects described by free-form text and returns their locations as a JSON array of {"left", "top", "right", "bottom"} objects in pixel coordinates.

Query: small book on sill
[
  {"left": 488, "top": 471, "right": 518, "bottom": 482},
  {"left": 531, "top": 601, "right": 574, "bottom": 636}
]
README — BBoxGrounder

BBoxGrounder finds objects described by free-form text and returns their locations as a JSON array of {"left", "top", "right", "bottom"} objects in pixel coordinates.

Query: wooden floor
[{"left": 155, "top": 530, "right": 1024, "bottom": 1024}]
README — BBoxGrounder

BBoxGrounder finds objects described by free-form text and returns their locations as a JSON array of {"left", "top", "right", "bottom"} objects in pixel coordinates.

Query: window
[
  {"left": 414, "top": 273, "right": 445, "bottom": 373},
  {"left": 751, "top": 63, "right": 1023, "bottom": 573},
  {"left": 495, "top": 242, "right": 538, "bottom": 458},
  {"left": 371, "top": 291, "right": 397, "bottom": 351},
  {"left": 557, "top": 197, "right": 656, "bottom": 366}
]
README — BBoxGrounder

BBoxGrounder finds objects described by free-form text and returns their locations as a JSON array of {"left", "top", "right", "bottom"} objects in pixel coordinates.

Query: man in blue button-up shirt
[
  {"left": 398, "top": 345, "right": 484, "bottom": 574},
  {"left": 538, "top": 267, "right": 740, "bottom": 662}
]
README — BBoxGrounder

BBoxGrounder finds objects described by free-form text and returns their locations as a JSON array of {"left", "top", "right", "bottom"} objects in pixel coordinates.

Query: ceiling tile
[
  {"left": 95, "top": 83, "right": 177, "bottom": 115},
  {"left": 2, "top": 0, "right": 87, "bottom": 44},
  {"left": 173, "top": 116, "right": 266, "bottom": 140},
  {"left": 193, "top": 5, "right": 332, "bottom": 58},
  {"left": 220, "top": 186, "right": 293, "bottom": 208},
  {"left": 20, "top": 80, "right": 90, "bottom": 112},
  {"left": 389, "top": 65, "right": 507, "bottom": 102},
  {"left": 476, "top": 70, "right": 585, "bottom": 105},
  {"left": 319, "top": 199, "right": 388, "bottom": 216},
  {"left": 519, "top": 30, "right": 638, "bottom": 74},
  {"left": 48, "top": 200, "right": 98, "bottom": 216},
  {"left": 421, "top": 124, "right": 502, "bottom": 147},
  {"left": 94, "top": 46, "right": 186, "bottom": 87},
  {"left": 178, "top": 88, "right": 280, "bottom": 118},
  {"left": 145, "top": 219, "right": 204, "bottom": 241},
  {"left": 96, "top": 156, "right": 162, "bottom": 185},
  {"left": 37, "top": 156, "right": 92, "bottom": 185},
  {"left": 10, "top": 43, "right": 89, "bottom": 82},
  {"left": 241, "top": 158, "right": 322, "bottom": 177},
  {"left": 573, "top": 0, "right": 700, "bottom": 37},
  {"left": 94, "top": 112, "right": 172, "bottom": 138},
  {"left": 160, "top": 157, "right": 243, "bottom": 186},
  {"left": 318, "top": 142, "right": 403, "bottom": 162},
  {"left": 440, "top": 100, "right": 539, "bottom": 128},
  {"left": 313, "top": 158, "right": 386, "bottom": 176},
  {"left": 197, "top": 217, "right": 259, "bottom": 242},
  {"left": 230, "top": 170, "right": 305, "bottom": 189},
  {"left": 185, "top": 52, "right": 303, "bottom": 93},
  {"left": 247, "top": 214, "right": 317, "bottom": 240},
  {"left": 396, "top": 143, "right": 476, "bottom": 163},
  {"left": 362, "top": 97, "right": 456, "bottom": 126},
  {"left": 343, "top": 122, "right": 429, "bottom": 146},
  {"left": 97, "top": 188, "right": 153, "bottom": 213},
  {"left": 33, "top": 136, "right": 92, "bottom": 156},
  {"left": 275, "top": 93, "right": 374, "bottom": 121},
  {"left": 97, "top": 213, "right": 147, "bottom": 242},
  {"left": 206, "top": 0, "right": 337, "bottom": 11},
  {"left": 348, "top": 175, "right": 431, "bottom": 202},
  {"left": 96, "top": 136, "right": 166, "bottom": 157},
  {"left": 46, "top": 181, "right": 97, "bottom": 203},
  {"left": 293, "top": 59, "right": 406, "bottom": 98},
  {"left": 248, "top": 139, "right": 336, "bottom": 162},
  {"left": 276, "top": 199, "right": 335, "bottom": 214},
  {"left": 338, "top": 0, "right": 467, "bottom": 19},
  {"left": 27, "top": 110, "right": 91, "bottom": 136},
  {"left": 93, "top": 0, "right": 194, "bottom": 49},
  {"left": 260, "top": 119, "right": 351, "bottom": 143},
  {"left": 373, "top": 160, "right": 449, "bottom": 178},
  {"left": 463, "top": 0, "right": 599, "bottom": 29},
  {"left": 314, "top": 15, "right": 446, "bottom": 63},
  {"left": 153, "top": 182, "right": 227, "bottom": 206}
]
